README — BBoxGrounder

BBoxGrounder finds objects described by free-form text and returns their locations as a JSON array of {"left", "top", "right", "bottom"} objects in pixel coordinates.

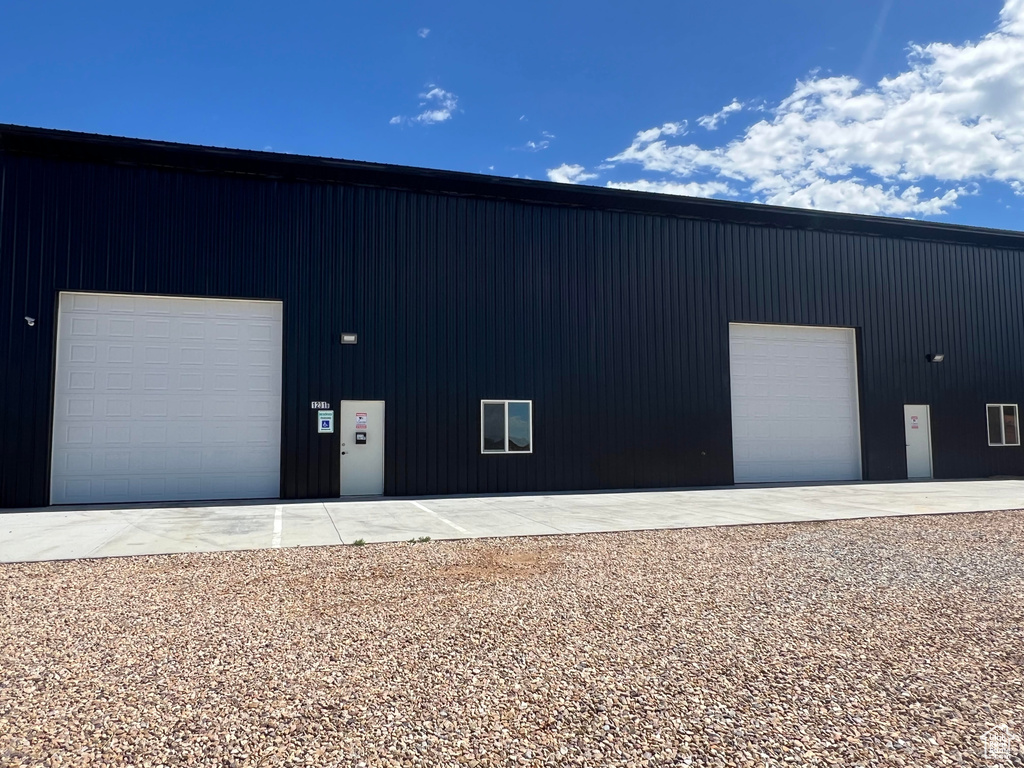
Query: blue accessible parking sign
[{"left": 317, "top": 410, "right": 335, "bottom": 434}]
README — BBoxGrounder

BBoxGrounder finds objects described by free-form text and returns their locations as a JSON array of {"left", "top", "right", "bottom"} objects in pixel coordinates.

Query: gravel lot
[{"left": 2, "top": 510, "right": 1023, "bottom": 767}]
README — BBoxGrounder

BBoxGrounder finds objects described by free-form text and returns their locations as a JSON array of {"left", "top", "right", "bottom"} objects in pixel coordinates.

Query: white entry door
[
  {"left": 340, "top": 401, "right": 385, "bottom": 496},
  {"left": 904, "top": 404, "right": 933, "bottom": 479}
]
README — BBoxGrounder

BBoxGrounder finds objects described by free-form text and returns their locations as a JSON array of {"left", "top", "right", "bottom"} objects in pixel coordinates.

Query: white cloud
[
  {"left": 601, "top": 0, "right": 1024, "bottom": 217},
  {"left": 521, "top": 132, "right": 555, "bottom": 152},
  {"left": 413, "top": 87, "right": 458, "bottom": 124},
  {"left": 417, "top": 27, "right": 430, "bottom": 38},
  {"left": 546, "top": 164, "right": 598, "bottom": 184},
  {"left": 761, "top": 179, "right": 966, "bottom": 216},
  {"left": 390, "top": 85, "right": 459, "bottom": 126},
  {"left": 606, "top": 179, "right": 739, "bottom": 198},
  {"left": 697, "top": 100, "right": 743, "bottom": 130}
]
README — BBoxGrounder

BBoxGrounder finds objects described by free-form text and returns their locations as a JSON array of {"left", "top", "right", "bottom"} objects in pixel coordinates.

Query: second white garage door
[
  {"left": 51, "top": 292, "right": 283, "bottom": 504},
  {"left": 729, "top": 323, "right": 861, "bottom": 483}
]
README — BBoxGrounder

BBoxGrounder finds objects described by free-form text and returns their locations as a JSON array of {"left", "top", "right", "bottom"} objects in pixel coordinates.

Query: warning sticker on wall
[{"left": 355, "top": 412, "right": 368, "bottom": 430}]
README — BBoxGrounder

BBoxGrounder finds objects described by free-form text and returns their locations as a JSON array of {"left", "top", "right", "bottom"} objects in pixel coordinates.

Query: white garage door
[
  {"left": 51, "top": 292, "right": 283, "bottom": 504},
  {"left": 729, "top": 323, "right": 861, "bottom": 483}
]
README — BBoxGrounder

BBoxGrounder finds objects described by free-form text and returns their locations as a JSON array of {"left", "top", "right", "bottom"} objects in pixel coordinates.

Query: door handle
[{"left": 341, "top": 451, "right": 347, "bottom": 455}]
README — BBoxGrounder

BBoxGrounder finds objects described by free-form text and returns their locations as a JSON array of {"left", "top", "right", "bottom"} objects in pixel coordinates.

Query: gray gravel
[{"left": 2, "top": 510, "right": 1023, "bottom": 767}]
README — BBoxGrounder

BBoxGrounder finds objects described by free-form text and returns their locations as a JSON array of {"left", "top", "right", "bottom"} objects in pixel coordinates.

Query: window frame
[
  {"left": 480, "top": 399, "right": 533, "bottom": 454},
  {"left": 987, "top": 403, "right": 1020, "bottom": 446}
]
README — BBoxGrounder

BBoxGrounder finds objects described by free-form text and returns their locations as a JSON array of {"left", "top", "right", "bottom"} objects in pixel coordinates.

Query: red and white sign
[
  {"left": 911, "top": 415, "right": 919, "bottom": 430},
  {"left": 355, "top": 412, "right": 368, "bottom": 430}
]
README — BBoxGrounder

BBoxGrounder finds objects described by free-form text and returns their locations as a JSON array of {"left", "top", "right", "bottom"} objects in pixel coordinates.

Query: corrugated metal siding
[{"left": 3, "top": 147, "right": 1024, "bottom": 509}]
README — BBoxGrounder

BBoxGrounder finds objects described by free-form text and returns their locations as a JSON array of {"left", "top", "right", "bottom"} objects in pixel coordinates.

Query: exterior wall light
[
  {"left": 926, "top": 353, "right": 945, "bottom": 363},
  {"left": 340, "top": 333, "right": 358, "bottom": 345}
]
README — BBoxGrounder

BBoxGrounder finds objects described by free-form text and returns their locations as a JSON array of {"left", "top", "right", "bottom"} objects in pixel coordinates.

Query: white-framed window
[
  {"left": 481, "top": 400, "right": 533, "bottom": 454},
  {"left": 987, "top": 404, "right": 1020, "bottom": 446}
]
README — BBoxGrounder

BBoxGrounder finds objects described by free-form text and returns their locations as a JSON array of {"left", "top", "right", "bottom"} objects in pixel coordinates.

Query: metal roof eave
[{"left": 2, "top": 122, "right": 1023, "bottom": 251}]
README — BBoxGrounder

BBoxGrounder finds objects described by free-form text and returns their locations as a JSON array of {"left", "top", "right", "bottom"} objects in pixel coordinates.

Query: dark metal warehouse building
[{"left": 3, "top": 124, "right": 1024, "bottom": 510}]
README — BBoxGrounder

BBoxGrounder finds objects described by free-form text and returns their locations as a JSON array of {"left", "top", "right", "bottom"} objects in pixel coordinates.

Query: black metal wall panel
[{"left": 4, "top": 127, "right": 1024, "bottom": 509}]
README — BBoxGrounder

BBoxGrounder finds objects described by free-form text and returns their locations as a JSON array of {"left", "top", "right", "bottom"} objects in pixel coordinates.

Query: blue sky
[{"left": 2, "top": 0, "right": 1023, "bottom": 230}]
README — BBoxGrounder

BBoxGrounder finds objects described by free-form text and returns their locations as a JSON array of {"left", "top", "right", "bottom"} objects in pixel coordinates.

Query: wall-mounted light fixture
[
  {"left": 24, "top": 316, "right": 35, "bottom": 327},
  {"left": 926, "top": 353, "right": 945, "bottom": 363},
  {"left": 340, "top": 333, "right": 358, "bottom": 345}
]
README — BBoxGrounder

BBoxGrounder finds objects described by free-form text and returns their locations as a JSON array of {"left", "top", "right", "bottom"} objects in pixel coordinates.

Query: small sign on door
[
  {"left": 318, "top": 410, "right": 335, "bottom": 433},
  {"left": 355, "top": 412, "right": 368, "bottom": 430},
  {"left": 911, "top": 415, "right": 919, "bottom": 430}
]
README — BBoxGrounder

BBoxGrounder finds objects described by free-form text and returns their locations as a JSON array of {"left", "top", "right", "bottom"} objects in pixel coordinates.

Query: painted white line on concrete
[
  {"left": 408, "top": 500, "right": 469, "bottom": 533},
  {"left": 272, "top": 505, "right": 283, "bottom": 548}
]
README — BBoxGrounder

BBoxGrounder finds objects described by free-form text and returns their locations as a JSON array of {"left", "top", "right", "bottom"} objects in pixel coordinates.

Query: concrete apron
[{"left": 1, "top": 480, "right": 1022, "bottom": 563}]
